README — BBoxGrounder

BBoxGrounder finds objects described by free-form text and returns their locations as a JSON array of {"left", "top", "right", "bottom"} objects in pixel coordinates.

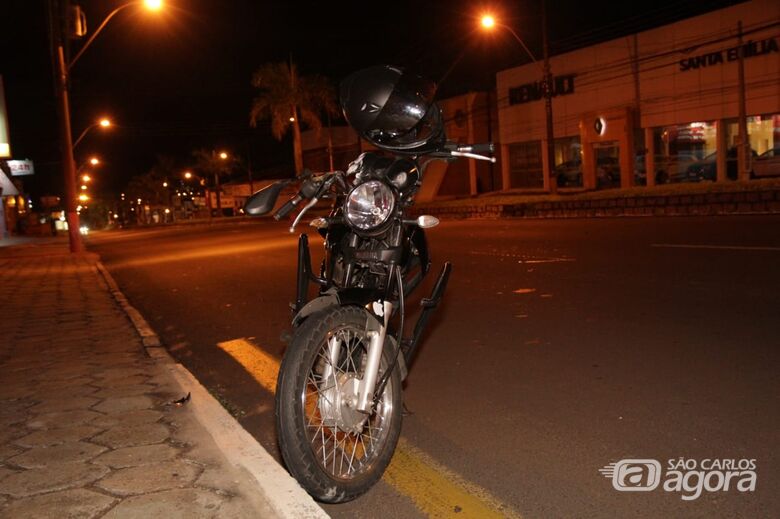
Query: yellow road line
[
  {"left": 218, "top": 338, "right": 280, "bottom": 394},
  {"left": 217, "top": 338, "right": 521, "bottom": 519},
  {"left": 385, "top": 439, "right": 520, "bottom": 519}
]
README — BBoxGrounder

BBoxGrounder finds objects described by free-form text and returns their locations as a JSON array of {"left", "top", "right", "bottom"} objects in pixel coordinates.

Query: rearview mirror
[{"left": 244, "top": 180, "right": 289, "bottom": 216}]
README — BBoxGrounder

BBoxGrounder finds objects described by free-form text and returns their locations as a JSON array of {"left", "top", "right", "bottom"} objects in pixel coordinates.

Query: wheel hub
[{"left": 318, "top": 373, "right": 367, "bottom": 434}]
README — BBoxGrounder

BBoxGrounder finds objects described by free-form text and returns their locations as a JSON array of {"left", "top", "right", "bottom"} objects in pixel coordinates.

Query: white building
[{"left": 496, "top": 0, "right": 780, "bottom": 191}]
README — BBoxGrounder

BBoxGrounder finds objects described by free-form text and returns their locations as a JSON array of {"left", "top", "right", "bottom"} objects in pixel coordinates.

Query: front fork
[
  {"left": 357, "top": 300, "right": 392, "bottom": 413},
  {"left": 321, "top": 300, "right": 392, "bottom": 415},
  {"left": 321, "top": 263, "right": 452, "bottom": 415}
]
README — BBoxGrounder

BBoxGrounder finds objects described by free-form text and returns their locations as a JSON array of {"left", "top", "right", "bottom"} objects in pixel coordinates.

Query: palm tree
[
  {"left": 192, "top": 149, "right": 238, "bottom": 217},
  {"left": 249, "top": 61, "right": 338, "bottom": 175}
]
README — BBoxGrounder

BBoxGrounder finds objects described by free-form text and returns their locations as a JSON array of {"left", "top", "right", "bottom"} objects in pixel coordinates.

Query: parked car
[
  {"left": 684, "top": 147, "right": 757, "bottom": 182},
  {"left": 751, "top": 147, "right": 780, "bottom": 178},
  {"left": 634, "top": 153, "right": 688, "bottom": 184},
  {"left": 555, "top": 159, "right": 583, "bottom": 186},
  {"left": 554, "top": 156, "right": 621, "bottom": 187}
]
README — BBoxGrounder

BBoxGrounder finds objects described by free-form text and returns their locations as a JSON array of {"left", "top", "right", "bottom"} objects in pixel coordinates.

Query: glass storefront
[
  {"left": 726, "top": 114, "right": 780, "bottom": 155},
  {"left": 508, "top": 141, "right": 543, "bottom": 188},
  {"left": 594, "top": 142, "right": 620, "bottom": 190},
  {"left": 504, "top": 115, "right": 779, "bottom": 191},
  {"left": 554, "top": 137, "right": 582, "bottom": 188},
  {"left": 652, "top": 121, "right": 716, "bottom": 183},
  {"left": 725, "top": 114, "right": 780, "bottom": 179}
]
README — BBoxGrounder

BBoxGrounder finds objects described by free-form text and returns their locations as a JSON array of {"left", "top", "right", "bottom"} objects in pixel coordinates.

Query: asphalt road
[{"left": 88, "top": 215, "right": 780, "bottom": 518}]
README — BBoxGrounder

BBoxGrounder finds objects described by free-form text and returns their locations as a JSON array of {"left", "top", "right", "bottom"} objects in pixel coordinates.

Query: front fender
[
  {"left": 291, "top": 289, "right": 408, "bottom": 380},
  {"left": 292, "top": 287, "right": 383, "bottom": 328}
]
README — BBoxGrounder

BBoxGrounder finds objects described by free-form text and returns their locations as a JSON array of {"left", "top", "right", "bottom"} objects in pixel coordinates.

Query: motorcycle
[{"left": 244, "top": 65, "right": 494, "bottom": 502}]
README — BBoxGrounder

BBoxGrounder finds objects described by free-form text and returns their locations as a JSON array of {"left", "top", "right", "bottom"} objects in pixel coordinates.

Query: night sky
[{"left": 2, "top": 0, "right": 745, "bottom": 201}]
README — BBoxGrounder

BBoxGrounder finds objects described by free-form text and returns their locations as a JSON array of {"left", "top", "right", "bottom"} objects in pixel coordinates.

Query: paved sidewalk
[{"left": 0, "top": 242, "right": 283, "bottom": 518}]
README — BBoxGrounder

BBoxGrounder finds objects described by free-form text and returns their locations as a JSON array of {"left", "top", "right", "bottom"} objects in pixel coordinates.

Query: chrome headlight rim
[{"left": 343, "top": 179, "right": 396, "bottom": 233}]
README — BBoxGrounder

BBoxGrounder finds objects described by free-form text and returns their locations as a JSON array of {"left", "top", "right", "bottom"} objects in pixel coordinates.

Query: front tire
[{"left": 275, "top": 305, "right": 402, "bottom": 503}]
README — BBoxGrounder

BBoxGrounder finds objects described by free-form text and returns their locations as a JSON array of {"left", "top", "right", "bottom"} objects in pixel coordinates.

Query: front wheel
[{"left": 275, "top": 306, "right": 402, "bottom": 503}]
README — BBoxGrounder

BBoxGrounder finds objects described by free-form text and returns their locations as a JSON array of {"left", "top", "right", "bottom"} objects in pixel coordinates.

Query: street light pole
[
  {"left": 214, "top": 151, "right": 228, "bottom": 217},
  {"left": 481, "top": 10, "right": 557, "bottom": 193},
  {"left": 54, "top": 36, "right": 83, "bottom": 252},
  {"left": 73, "top": 118, "right": 110, "bottom": 150},
  {"left": 50, "top": 0, "right": 162, "bottom": 253},
  {"left": 541, "top": 0, "right": 557, "bottom": 194},
  {"left": 68, "top": 0, "right": 163, "bottom": 70}
]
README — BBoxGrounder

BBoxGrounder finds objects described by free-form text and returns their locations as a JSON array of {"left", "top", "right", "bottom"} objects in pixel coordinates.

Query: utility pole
[
  {"left": 486, "top": 90, "right": 495, "bottom": 191},
  {"left": 736, "top": 21, "right": 750, "bottom": 181},
  {"left": 50, "top": 0, "right": 83, "bottom": 252},
  {"left": 541, "top": 0, "right": 557, "bottom": 194},
  {"left": 214, "top": 166, "right": 222, "bottom": 217},
  {"left": 246, "top": 141, "right": 254, "bottom": 193}
]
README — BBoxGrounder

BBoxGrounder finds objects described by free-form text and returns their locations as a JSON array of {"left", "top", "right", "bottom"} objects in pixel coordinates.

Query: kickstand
[{"left": 402, "top": 401, "right": 414, "bottom": 417}]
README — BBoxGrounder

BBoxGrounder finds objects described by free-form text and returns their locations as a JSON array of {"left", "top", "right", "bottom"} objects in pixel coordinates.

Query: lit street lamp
[
  {"left": 72, "top": 118, "right": 112, "bottom": 150},
  {"left": 69, "top": 1, "right": 164, "bottom": 69},
  {"left": 480, "top": 7, "right": 557, "bottom": 193},
  {"left": 89, "top": 157, "right": 100, "bottom": 165},
  {"left": 50, "top": 0, "right": 163, "bottom": 253}
]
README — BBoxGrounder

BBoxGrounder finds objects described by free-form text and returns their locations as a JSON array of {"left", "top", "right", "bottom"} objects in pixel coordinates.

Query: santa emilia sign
[{"left": 679, "top": 37, "right": 778, "bottom": 72}]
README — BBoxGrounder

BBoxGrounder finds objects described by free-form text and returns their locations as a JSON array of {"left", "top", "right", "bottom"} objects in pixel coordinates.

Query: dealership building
[
  {"left": 301, "top": 0, "right": 778, "bottom": 199},
  {"left": 495, "top": 0, "right": 779, "bottom": 192}
]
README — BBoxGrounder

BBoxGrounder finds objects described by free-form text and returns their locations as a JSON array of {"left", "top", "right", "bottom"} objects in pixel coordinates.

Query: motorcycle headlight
[{"left": 344, "top": 180, "right": 395, "bottom": 231}]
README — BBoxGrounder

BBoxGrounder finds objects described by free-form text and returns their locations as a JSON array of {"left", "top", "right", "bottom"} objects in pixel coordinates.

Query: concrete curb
[
  {"left": 410, "top": 187, "right": 780, "bottom": 220},
  {"left": 93, "top": 261, "right": 329, "bottom": 519}
]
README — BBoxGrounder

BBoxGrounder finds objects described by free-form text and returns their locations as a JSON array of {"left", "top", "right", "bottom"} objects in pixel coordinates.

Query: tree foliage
[
  {"left": 125, "top": 155, "right": 177, "bottom": 205},
  {"left": 249, "top": 61, "right": 338, "bottom": 173},
  {"left": 192, "top": 149, "right": 238, "bottom": 184}
]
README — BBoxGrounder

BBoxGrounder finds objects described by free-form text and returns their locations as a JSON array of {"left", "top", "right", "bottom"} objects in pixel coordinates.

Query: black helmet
[{"left": 340, "top": 65, "right": 444, "bottom": 153}]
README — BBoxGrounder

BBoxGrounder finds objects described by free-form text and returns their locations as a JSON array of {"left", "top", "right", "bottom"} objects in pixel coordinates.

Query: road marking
[
  {"left": 651, "top": 243, "right": 780, "bottom": 252},
  {"left": 523, "top": 258, "right": 575, "bottom": 264},
  {"left": 470, "top": 251, "right": 576, "bottom": 263},
  {"left": 217, "top": 338, "right": 521, "bottom": 518},
  {"left": 385, "top": 439, "right": 521, "bottom": 518},
  {"left": 218, "top": 339, "right": 280, "bottom": 394}
]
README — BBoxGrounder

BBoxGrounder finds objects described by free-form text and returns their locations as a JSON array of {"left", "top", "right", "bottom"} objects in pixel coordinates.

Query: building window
[
  {"left": 554, "top": 137, "right": 582, "bottom": 187},
  {"left": 653, "top": 121, "right": 716, "bottom": 183},
  {"left": 726, "top": 114, "right": 780, "bottom": 180},
  {"left": 508, "top": 141, "right": 543, "bottom": 188}
]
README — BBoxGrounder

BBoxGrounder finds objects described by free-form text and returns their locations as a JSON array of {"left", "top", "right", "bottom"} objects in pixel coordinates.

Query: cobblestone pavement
[{"left": 0, "top": 245, "right": 276, "bottom": 518}]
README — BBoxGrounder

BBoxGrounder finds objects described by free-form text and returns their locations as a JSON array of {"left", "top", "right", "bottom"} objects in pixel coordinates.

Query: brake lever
[
  {"left": 289, "top": 197, "right": 319, "bottom": 233},
  {"left": 450, "top": 151, "right": 496, "bottom": 163}
]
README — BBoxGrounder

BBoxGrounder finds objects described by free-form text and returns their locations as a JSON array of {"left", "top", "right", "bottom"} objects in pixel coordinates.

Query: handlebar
[
  {"left": 456, "top": 143, "right": 495, "bottom": 154},
  {"left": 434, "top": 142, "right": 496, "bottom": 163},
  {"left": 273, "top": 194, "right": 303, "bottom": 220},
  {"left": 272, "top": 143, "right": 494, "bottom": 228}
]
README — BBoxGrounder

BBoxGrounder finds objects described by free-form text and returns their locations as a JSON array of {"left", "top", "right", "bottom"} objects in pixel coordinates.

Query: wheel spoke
[
  {"left": 347, "top": 434, "right": 359, "bottom": 474},
  {"left": 298, "top": 322, "right": 396, "bottom": 482}
]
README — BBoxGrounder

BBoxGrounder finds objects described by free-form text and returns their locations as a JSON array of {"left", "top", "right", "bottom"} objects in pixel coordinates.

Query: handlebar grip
[
  {"left": 457, "top": 143, "right": 494, "bottom": 154},
  {"left": 273, "top": 195, "right": 302, "bottom": 220}
]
